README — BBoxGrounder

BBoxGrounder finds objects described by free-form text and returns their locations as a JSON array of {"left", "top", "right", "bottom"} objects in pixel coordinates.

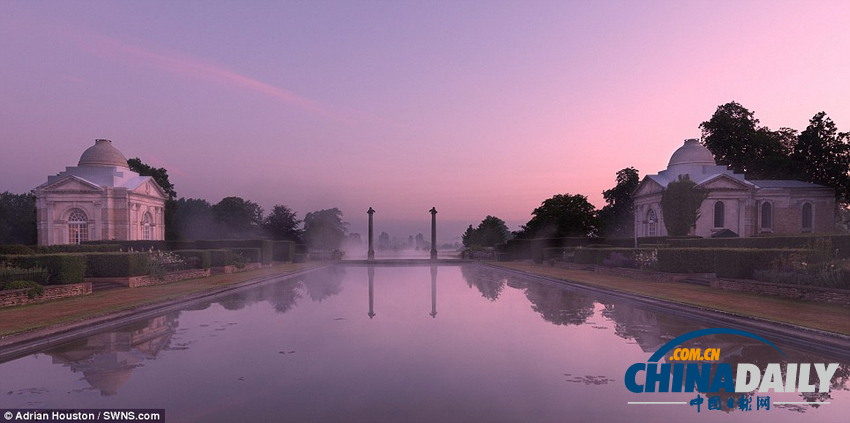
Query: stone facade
[
  {"left": 633, "top": 139, "right": 835, "bottom": 238},
  {"left": 34, "top": 139, "right": 168, "bottom": 245}
]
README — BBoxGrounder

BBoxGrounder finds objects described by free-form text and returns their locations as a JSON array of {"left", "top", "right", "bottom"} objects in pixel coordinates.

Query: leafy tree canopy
[
  {"left": 598, "top": 167, "right": 639, "bottom": 237},
  {"left": 211, "top": 196, "right": 264, "bottom": 238},
  {"left": 127, "top": 158, "right": 177, "bottom": 200},
  {"left": 171, "top": 198, "right": 215, "bottom": 240},
  {"left": 660, "top": 175, "right": 708, "bottom": 237},
  {"left": 519, "top": 193, "right": 599, "bottom": 238},
  {"left": 303, "top": 208, "right": 348, "bottom": 250},
  {"left": 792, "top": 112, "right": 850, "bottom": 203},
  {"left": 699, "top": 102, "right": 795, "bottom": 179},
  {"left": 264, "top": 204, "right": 303, "bottom": 243},
  {"left": 0, "top": 191, "right": 37, "bottom": 245},
  {"left": 462, "top": 215, "right": 511, "bottom": 248}
]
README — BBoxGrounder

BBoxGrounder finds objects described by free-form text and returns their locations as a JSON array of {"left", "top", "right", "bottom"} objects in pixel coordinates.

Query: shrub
[
  {"left": 174, "top": 250, "right": 211, "bottom": 270},
  {"left": 2, "top": 281, "right": 44, "bottom": 298},
  {"left": 84, "top": 253, "right": 150, "bottom": 277},
  {"left": 1, "top": 265, "right": 48, "bottom": 284},
  {"left": 8, "top": 254, "right": 86, "bottom": 284}
]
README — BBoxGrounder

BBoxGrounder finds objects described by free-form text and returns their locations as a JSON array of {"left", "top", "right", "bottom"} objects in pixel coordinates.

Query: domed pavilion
[
  {"left": 632, "top": 139, "right": 835, "bottom": 238},
  {"left": 33, "top": 139, "right": 168, "bottom": 245}
]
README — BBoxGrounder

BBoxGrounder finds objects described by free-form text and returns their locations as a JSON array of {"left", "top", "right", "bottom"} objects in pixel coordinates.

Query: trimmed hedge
[
  {"left": 713, "top": 248, "right": 813, "bottom": 279},
  {"left": 196, "top": 240, "right": 274, "bottom": 265},
  {"left": 292, "top": 244, "right": 308, "bottom": 263},
  {"left": 0, "top": 245, "right": 35, "bottom": 255},
  {"left": 174, "top": 250, "right": 211, "bottom": 270},
  {"left": 207, "top": 249, "right": 234, "bottom": 267},
  {"left": 657, "top": 248, "right": 719, "bottom": 273},
  {"left": 85, "top": 253, "right": 150, "bottom": 277},
  {"left": 232, "top": 248, "right": 262, "bottom": 264},
  {"left": 82, "top": 240, "right": 166, "bottom": 252},
  {"left": 273, "top": 241, "right": 295, "bottom": 262},
  {"left": 667, "top": 235, "right": 850, "bottom": 258},
  {"left": 6, "top": 254, "right": 87, "bottom": 284},
  {"left": 574, "top": 248, "right": 657, "bottom": 266}
]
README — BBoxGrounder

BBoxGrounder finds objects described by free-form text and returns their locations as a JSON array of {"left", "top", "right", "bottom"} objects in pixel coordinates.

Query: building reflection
[{"left": 45, "top": 313, "right": 179, "bottom": 396}]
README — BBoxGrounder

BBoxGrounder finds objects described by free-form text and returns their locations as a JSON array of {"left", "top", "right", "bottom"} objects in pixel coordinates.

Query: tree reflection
[
  {"left": 460, "top": 265, "right": 506, "bottom": 301},
  {"left": 521, "top": 282, "right": 595, "bottom": 326},
  {"left": 267, "top": 278, "right": 303, "bottom": 314},
  {"left": 302, "top": 266, "right": 346, "bottom": 302}
]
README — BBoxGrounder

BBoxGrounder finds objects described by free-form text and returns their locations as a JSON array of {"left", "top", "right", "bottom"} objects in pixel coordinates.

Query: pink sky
[{"left": 2, "top": 1, "right": 849, "bottom": 241}]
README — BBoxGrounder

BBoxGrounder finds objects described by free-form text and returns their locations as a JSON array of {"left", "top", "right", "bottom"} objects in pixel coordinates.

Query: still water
[{"left": 0, "top": 265, "right": 847, "bottom": 422}]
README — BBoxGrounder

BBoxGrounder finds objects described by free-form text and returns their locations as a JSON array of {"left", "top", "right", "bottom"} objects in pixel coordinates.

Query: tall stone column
[
  {"left": 429, "top": 207, "right": 438, "bottom": 260},
  {"left": 367, "top": 207, "right": 375, "bottom": 261}
]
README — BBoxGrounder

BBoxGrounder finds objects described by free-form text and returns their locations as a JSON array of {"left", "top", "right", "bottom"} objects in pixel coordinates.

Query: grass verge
[{"left": 0, "top": 262, "right": 324, "bottom": 338}]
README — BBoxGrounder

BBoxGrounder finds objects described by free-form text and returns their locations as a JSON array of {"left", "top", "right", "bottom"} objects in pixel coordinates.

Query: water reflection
[
  {"left": 460, "top": 265, "right": 506, "bottom": 301},
  {"left": 302, "top": 266, "right": 346, "bottom": 302},
  {"left": 44, "top": 313, "right": 178, "bottom": 396},
  {"left": 2, "top": 265, "right": 847, "bottom": 421}
]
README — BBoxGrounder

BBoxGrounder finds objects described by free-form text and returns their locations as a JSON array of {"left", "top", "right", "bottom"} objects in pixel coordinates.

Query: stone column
[
  {"left": 429, "top": 265, "right": 437, "bottom": 318},
  {"left": 367, "top": 207, "right": 375, "bottom": 261},
  {"left": 368, "top": 266, "right": 376, "bottom": 319},
  {"left": 429, "top": 207, "right": 438, "bottom": 260}
]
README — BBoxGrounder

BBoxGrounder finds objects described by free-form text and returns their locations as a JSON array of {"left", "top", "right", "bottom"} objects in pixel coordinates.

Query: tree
[
  {"left": 699, "top": 102, "right": 794, "bottom": 179},
  {"left": 462, "top": 216, "right": 510, "bottom": 248},
  {"left": 211, "top": 197, "right": 264, "bottom": 238},
  {"left": 598, "top": 167, "right": 639, "bottom": 237},
  {"left": 660, "top": 175, "right": 708, "bottom": 236},
  {"left": 792, "top": 112, "right": 850, "bottom": 204},
  {"left": 0, "top": 191, "right": 37, "bottom": 245},
  {"left": 128, "top": 157, "right": 179, "bottom": 239},
  {"left": 171, "top": 198, "right": 215, "bottom": 240},
  {"left": 303, "top": 208, "right": 347, "bottom": 250},
  {"left": 519, "top": 194, "right": 599, "bottom": 238},
  {"left": 127, "top": 158, "right": 177, "bottom": 200},
  {"left": 264, "top": 205, "right": 303, "bottom": 242}
]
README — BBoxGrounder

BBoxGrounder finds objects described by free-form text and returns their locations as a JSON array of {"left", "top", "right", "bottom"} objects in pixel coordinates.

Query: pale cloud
[{"left": 62, "top": 26, "right": 350, "bottom": 123}]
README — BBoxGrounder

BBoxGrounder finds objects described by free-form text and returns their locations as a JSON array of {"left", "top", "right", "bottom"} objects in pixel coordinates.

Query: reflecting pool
[{"left": 1, "top": 265, "right": 848, "bottom": 422}]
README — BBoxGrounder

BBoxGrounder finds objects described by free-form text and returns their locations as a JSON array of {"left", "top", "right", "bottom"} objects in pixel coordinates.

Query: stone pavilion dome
[
  {"left": 667, "top": 138, "right": 716, "bottom": 168},
  {"left": 78, "top": 139, "right": 129, "bottom": 168}
]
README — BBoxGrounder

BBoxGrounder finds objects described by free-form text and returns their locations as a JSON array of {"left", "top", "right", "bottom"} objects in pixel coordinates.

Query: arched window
[
  {"left": 647, "top": 209, "right": 658, "bottom": 237},
  {"left": 142, "top": 212, "right": 153, "bottom": 240},
  {"left": 802, "top": 202, "right": 813, "bottom": 232},
  {"left": 714, "top": 201, "right": 725, "bottom": 228},
  {"left": 68, "top": 209, "right": 88, "bottom": 245},
  {"left": 760, "top": 202, "right": 772, "bottom": 231}
]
